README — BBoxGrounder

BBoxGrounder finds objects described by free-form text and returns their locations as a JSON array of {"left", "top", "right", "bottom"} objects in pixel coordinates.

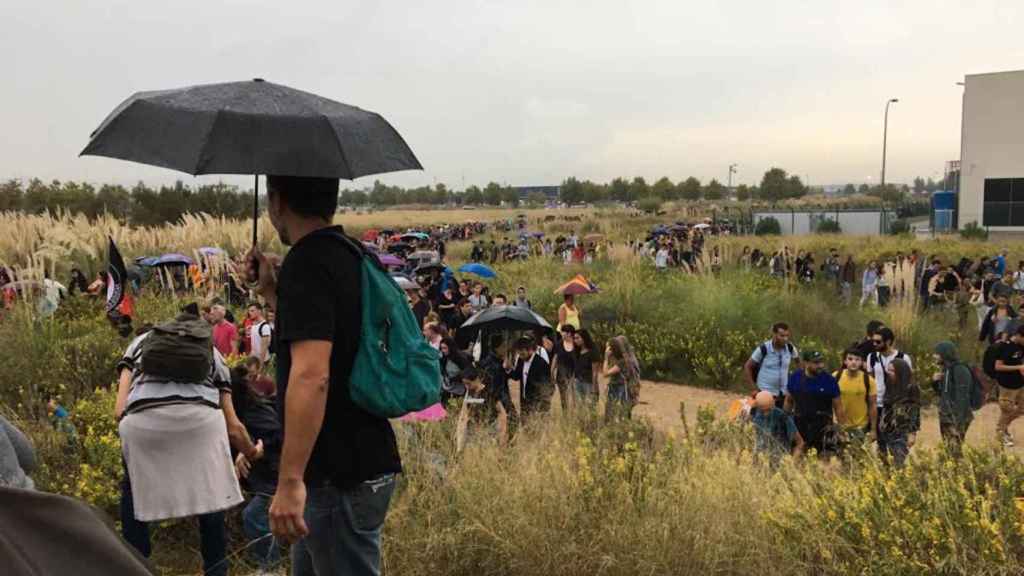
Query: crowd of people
[{"left": 4, "top": 188, "right": 1024, "bottom": 576}]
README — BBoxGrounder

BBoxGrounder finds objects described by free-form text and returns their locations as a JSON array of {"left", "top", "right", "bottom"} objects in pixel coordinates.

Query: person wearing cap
[{"left": 785, "top": 350, "right": 845, "bottom": 455}]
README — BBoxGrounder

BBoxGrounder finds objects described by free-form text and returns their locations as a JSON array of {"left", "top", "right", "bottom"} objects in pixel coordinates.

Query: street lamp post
[{"left": 880, "top": 98, "right": 899, "bottom": 190}]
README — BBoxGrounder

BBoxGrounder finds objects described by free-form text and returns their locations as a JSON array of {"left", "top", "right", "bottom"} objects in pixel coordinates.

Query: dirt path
[
  {"left": 634, "top": 380, "right": 1023, "bottom": 455},
  {"left": 510, "top": 378, "right": 1020, "bottom": 454}
]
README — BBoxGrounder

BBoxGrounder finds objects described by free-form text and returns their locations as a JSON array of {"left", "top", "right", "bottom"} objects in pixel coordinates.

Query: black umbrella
[
  {"left": 456, "top": 304, "right": 551, "bottom": 346},
  {"left": 414, "top": 262, "right": 446, "bottom": 274},
  {"left": 81, "top": 78, "right": 422, "bottom": 246}
]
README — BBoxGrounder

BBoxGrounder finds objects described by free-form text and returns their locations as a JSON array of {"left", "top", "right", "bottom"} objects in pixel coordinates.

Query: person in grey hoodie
[
  {"left": 0, "top": 414, "right": 37, "bottom": 490},
  {"left": 931, "top": 341, "right": 974, "bottom": 456}
]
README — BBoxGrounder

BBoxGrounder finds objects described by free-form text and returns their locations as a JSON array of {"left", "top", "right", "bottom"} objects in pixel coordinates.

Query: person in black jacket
[
  {"left": 509, "top": 336, "right": 552, "bottom": 417},
  {"left": 980, "top": 295, "right": 1019, "bottom": 344},
  {"left": 230, "top": 365, "right": 283, "bottom": 570}
]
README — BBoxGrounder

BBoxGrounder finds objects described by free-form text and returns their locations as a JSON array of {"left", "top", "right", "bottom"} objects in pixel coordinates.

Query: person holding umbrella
[{"left": 249, "top": 176, "right": 403, "bottom": 576}]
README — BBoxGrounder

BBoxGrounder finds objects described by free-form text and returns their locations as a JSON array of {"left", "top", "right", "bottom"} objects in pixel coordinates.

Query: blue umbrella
[
  {"left": 458, "top": 263, "right": 496, "bottom": 279},
  {"left": 135, "top": 256, "right": 158, "bottom": 267},
  {"left": 198, "top": 246, "right": 225, "bottom": 256},
  {"left": 153, "top": 253, "right": 194, "bottom": 267}
]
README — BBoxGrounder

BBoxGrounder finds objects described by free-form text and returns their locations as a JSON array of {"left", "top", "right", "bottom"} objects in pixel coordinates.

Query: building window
[{"left": 983, "top": 178, "right": 1024, "bottom": 226}]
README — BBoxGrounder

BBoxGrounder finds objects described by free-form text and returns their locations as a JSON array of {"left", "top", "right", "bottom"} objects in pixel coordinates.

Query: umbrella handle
[{"left": 249, "top": 174, "right": 260, "bottom": 283}]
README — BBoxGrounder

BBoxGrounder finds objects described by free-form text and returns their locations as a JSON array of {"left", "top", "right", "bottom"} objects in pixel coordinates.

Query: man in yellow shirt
[{"left": 835, "top": 348, "right": 878, "bottom": 442}]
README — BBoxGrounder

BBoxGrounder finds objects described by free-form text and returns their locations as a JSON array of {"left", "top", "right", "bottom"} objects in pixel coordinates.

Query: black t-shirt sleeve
[{"left": 277, "top": 249, "right": 341, "bottom": 344}]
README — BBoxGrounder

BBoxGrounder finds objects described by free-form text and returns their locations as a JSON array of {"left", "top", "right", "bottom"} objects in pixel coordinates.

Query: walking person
[
  {"left": 979, "top": 294, "right": 1018, "bottom": 345},
  {"left": 867, "top": 327, "right": 914, "bottom": 454},
  {"left": 573, "top": 329, "right": 599, "bottom": 408},
  {"left": 840, "top": 256, "right": 856, "bottom": 305},
  {"left": 249, "top": 175, "right": 401, "bottom": 576},
  {"left": 603, "top": 335, "right": 641, "bottom": 420},
  {"left": 993, "top": 325, "right": 1024, "bottom": 447},
  {"left": 834, "top": 348, "right": 877, "bottom": 446},
  {"left": 557, "top": 294, "right": 582, "bottom": 332},
  {"left": 879, "top": 358, "right": 920, "bottom": 467},
  {"left": 551, "top": 325, "right": 578, "bottom": 412},
  {"left": 785, "top": 350, "right": 845, "bottom": 456},
  {"left": 247, "top": 303, "right": 273, "bottom": 365},
  {"left": 744, "top": 322, "right": 798, "bottom": 408},
  {"left": 860, "top": 261, "right": 878, "bottom": 307},
  {"left": 876, "top": 266, "right": 892, "bottom": 308},
  {"left": 509, "top": 336, "right": 553, "bottom": 418},
  {"left": 931, "top": 341, "right": 974, "bottom": 457}
]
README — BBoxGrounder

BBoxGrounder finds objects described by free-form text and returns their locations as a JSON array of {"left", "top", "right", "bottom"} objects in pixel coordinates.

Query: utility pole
[{"left": 881, "top": 98, "right": 899, "bottom": 191}]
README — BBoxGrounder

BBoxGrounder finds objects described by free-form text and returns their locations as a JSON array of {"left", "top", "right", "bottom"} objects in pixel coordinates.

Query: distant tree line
[
  {"left": 0, "top": 178, "right": 250, "bottom": 226},
  {"left": 0, "top": 165, "right": 935, "bottom": 225}
]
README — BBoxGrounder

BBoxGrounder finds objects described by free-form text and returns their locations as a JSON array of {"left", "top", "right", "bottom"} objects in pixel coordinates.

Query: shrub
[
  {"left": 637, "top": 196, "right": 663, "bottom": 214},
  {"left": 888, "top": 219, "right": 911, "bottom": 235},
  {"left": 960, "top": 221, "right": 989, "bottom": 241},
  {"left": 816, "top": 218, "right": 841, "bottom": 234},
  {"left": 755, "top": 216, "right": 782, "bottom": 235}
]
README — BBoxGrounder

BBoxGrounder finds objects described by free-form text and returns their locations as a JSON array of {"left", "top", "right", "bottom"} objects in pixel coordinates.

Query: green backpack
[{"left": 332, "top": 232, "right": 441, "bottom": 418}]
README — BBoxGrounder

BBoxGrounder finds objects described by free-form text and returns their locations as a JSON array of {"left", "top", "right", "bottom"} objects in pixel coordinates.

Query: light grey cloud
[{"left": 3, "top": 0, "right": 1023, "bottom": 190}]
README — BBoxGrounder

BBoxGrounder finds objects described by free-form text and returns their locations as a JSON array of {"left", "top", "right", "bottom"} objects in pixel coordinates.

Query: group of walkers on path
[{"left": 744, "top": 316, "right": 1019, "bottom": 467}]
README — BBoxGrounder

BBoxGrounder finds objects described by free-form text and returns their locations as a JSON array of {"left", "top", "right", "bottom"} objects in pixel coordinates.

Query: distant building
[
  {"left": 959, "top": 69, "right": 1024, "bottom": 229},
  {"left": 515, "top": 186, "right": 560, "bottom": 202}
]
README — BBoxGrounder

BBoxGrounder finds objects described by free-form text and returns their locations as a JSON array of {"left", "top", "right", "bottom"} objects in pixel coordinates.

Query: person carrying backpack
[
  {"left": 784, "top": 350, "right": 845, "bottom": 456},
  {"left": 834, "top": 348, "right": 877, "bottom": 444},
  {"left": 114, "top": 307, "right": 257, "bottom": 576},
  {"left": 931, "top": 341, "right": 974, "bottom": 457},
  {"left": 744, "top": 322, "right": 798, "bottom": 408},
  {"left": 867, "top": 327, "right": 913, "bottom": 453},
  {"left": 993, "top": 325, "right": 1024, "bottom": 447},
  {"left": 249, "top": 176, "right": 405, "bottom": 576}
]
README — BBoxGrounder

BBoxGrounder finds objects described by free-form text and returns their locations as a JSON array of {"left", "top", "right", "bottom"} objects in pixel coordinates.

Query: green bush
[
  {"left": 816, "top": 218, "right": 841, "bottom": 234},
  {"left": 960, "top": 221, "right": 989, "bottom": 241},
  {"left": 888, "top": 219, "right": 911, "bottom": 235},
  {"left": 755, "top": 216, "right": 782, "bottom": 235},
  {"left": 637, "top": 196, "right": 664, "bottom": 214}
]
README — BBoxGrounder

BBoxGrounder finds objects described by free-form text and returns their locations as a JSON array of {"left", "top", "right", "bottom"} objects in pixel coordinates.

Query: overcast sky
[{"left": 4, "top": 1, "right": 1023, "bottom": 190}]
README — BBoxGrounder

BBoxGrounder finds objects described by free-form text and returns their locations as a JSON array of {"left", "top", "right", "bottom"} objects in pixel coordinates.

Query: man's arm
[
  {"left": 867, "top": 397, "right": 878, "bottom": 439},
  {"left": 455, "top": 399, "right": 470, "bottom": 454},
  {"left": 220, "top": 390, "right": 260, "bottom": 460},
  {"left": 270, "top": 339, "right": 332, "bottom": 543},
  {"left": 744, "top": 359, "right": 757, "bottom": 390},
  {"left": 832, "top": 397, "right": 847, "bottom": 425}
]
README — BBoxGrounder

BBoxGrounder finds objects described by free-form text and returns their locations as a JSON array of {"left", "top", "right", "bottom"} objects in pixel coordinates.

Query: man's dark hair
[
  {"left": 515, "top": 336, "right": 535, "bottom": 351},
  {"left": 560, "top": 324, "right": 576, "bottom": 334},
  {"left": 248, "top": 302, "right": 264, "bottom": 311},
  {"left": 459, "top": 367, "right": 481, "bottom": 382},
  {"left": 771, "top": 322, "right": 789, "bottom": 333},
  {"left": 489, "top": 333, "right": 505, "bottom": 350},
  {"left": 866, "top": 320, "right": 885, "bottom": 336},
  {"left": 844, "top": 347, "right": 866, "bottom": 359},
  {"left": 458, "top": 298, "right": 471, "bottom": 307},
  {"left": 494, "top": 293, "right": 507, "bottom": 302},
  {"left": 877, "top": 327, "right": 895, "bottom": 344},
  {"left": 267, "top": 175, "right": 340, "bottom": 220}
]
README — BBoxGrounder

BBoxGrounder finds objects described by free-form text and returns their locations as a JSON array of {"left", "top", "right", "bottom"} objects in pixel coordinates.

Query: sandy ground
[{"left": 513, "top": 379, "right": 1024, "bottom": 456}]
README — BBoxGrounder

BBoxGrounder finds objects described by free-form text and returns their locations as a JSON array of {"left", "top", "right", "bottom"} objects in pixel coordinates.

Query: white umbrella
[{"left": 391, "top": 275, "right": 420, "bottom": 291}]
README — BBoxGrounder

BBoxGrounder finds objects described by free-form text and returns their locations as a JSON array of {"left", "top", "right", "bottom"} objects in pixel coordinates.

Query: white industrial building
[{"left": 959, "top": 69, "right": 1024, "bottom": 229}]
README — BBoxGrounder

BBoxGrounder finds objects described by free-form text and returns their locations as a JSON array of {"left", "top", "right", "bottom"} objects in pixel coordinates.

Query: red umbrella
[{"left": 554, "top": 274, "right": 599, "bottom": 295}]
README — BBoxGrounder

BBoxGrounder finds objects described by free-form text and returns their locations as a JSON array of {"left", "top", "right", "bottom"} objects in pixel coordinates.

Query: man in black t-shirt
[
  {"left": 250, "top": 175, "right": 400, "bottom": 576},
  {"left": 994, "top": 325, "right": 1024, "bottom": 447}
]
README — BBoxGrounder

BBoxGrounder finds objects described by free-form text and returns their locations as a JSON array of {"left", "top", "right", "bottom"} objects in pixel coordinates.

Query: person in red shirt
[{"left": 208, "top": 303, "right": 238, "bottom": 357}]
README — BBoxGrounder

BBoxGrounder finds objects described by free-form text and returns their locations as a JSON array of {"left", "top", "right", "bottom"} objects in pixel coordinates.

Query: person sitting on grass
[
  {"left": 455, "top": 367, "right": 509, "bottom": 453},
  {"left": 751, "top": 391, "right": 804, "bottom": 464}
]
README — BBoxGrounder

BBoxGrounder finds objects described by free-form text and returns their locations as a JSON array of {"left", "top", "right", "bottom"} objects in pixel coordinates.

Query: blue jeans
[
  {"left": 291, "top": 475, "right": 397, "bottom": 576},
  {"left": 574, "top": 380, "right": 597, "bottom": 406},
  {"left": 242, "top": 493, "right": 281, "bottom": 569},
  {"left": 882, "top": 430, "right": 910, "bottom": 468},
  {"left": 120, "top": 460, "right": 227, "bottom": 576},
  {"left": 605, "top": 384, "right": 633, "bottom": 420}
]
